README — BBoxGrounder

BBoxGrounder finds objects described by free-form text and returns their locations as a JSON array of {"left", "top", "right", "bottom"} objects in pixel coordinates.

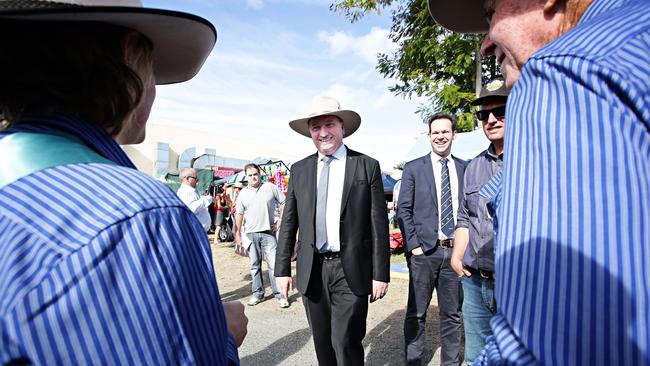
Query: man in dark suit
[
  {"left": 398, "top": 113, "right": 467, "bottom": 366},
  {"left": 276, "top": 95, "right": 390, "bottom": 366}
]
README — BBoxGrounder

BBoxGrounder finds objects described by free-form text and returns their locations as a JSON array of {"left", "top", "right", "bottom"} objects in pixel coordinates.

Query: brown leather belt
[
  {"left": 437, "top": 239, "right": 454, "bottom": 248},
  {"left": 468, "top": 267, "right": 494, "bottom": 280}
]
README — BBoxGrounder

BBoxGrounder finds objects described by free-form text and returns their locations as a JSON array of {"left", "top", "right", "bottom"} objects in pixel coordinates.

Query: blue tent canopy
[{"left": 382, "top": 173, "right": 398, "bottom": 194}]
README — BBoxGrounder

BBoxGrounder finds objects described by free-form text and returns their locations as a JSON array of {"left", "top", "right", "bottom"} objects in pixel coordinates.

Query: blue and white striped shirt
[
  {"left": 0, "top": 116, "right": 239, "bottom": 365},
  {"left": 475, "top": 0, "right": 650, "bottom": 364}
]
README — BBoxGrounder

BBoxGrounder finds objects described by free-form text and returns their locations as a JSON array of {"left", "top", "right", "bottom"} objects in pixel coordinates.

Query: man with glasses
[
  {"left": 450, "top": 78, "right": 507, "bottom": 364},
  {"left": 178, "top": 167, "right": 214, "bottom": 233},
  {"left": 398, "top": 112, "right": 467, "bottom": 365}
]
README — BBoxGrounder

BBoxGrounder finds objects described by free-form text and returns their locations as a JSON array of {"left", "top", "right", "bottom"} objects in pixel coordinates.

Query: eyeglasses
[
  {"left": 475, "top": 105, "right": 506, "bottom": 121},
  {"left": 186, "top": 176, "right": 197, "bottom": 180}
]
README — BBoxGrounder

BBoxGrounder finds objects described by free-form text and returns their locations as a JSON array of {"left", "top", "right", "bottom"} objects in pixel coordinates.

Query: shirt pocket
[
  {"left": 465, "top": 184, "right": 489, "bottom": 219},
  {"left": 466, "top": 183, "right": 494, "bottom": 238}
]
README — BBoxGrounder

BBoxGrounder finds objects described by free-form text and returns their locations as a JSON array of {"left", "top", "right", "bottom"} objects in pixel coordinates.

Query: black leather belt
[
  {"left": 468, "top": 267, "right": 494, "bottom": 280},
  {"left": 316, "top": 251, "right": 341, "bottom": 260},
  {"left": 437, "top": 239, "right": 454, "bottom": 248}
]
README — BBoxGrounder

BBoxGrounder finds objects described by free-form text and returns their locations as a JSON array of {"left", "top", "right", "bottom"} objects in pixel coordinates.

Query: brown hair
[
  {"left": 0, "top": 21, "right": 153, "bottom": 135},
  {"left": 244, "top": 163, "right": 262, "bottom": 174},
  {"left": 559, "top": 0, "right": 593, "bottom": 35},
  {"left": 427, "top": 112, "right": 458, "bottom": 133}
]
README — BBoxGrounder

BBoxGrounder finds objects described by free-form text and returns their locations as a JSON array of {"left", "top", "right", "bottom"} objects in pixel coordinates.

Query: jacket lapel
[
  {"left": 424, "top": 154, "right": 438, "bottom": 208},
  {"left": 340, "top": 147, "right": 358, "bottom": 216},
  {"left": 453, "top": 156, "right": 465, "bottom": 199},
  {"left": 307, "top": 153, "right": 318, "bottom": 219}
]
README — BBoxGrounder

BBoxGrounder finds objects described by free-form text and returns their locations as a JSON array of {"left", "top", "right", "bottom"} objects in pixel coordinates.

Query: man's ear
[
  {"left": 543, "top": 0, "right": 564, "bottom": 15},
  {"left": 121, "top": 30, "right": 140, "bottom": 67}
]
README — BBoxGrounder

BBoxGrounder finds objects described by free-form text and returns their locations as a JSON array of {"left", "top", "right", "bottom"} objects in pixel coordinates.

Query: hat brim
[
  {"left": 470, "top": 94, "right": 508, "bottom": 106},
  {"left": 289, "top": 110, "right": 361, "bottom": 138},
  {"left": 427, "top": 0, "right": 488, "bottom": 34},
  {"left": 0, "top": 7, "right": 216, "bottom": 85}
]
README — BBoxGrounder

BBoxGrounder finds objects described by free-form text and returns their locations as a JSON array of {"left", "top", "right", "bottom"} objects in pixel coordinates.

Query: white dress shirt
[
  {"left": 177, "top": 184, "right": 213, "bottom": 232},
  {"left": 316, "top": 144, "right": 347, "bottom": 252},
  {"left": 430, "top": 152, "right": 459, "bottom": 240}
]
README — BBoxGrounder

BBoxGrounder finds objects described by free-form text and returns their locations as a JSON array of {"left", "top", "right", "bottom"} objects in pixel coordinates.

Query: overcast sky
[{"left": 146, "top": 0, "right": 429, "bottom": 171}]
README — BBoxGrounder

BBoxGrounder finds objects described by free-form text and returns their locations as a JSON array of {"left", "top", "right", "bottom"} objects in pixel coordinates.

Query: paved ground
[{"left": 210, "top": 238, "right": 453, "bottom": 366}]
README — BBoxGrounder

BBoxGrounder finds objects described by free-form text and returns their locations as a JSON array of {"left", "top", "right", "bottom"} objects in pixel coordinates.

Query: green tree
[{"left": 331, "top": 0, "right": 500, "bottom": 132}]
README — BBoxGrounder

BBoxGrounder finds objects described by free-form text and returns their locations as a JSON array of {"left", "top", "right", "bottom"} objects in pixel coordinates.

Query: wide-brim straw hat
[
  {"left": 289, "top": 95, "right": 361, "bottom": 138},
  {"left": 0, "top": 0, "right": 216, "bottom": 85},
  {"left": 427, "top": 0, "right": 488, "bottom": 34}
]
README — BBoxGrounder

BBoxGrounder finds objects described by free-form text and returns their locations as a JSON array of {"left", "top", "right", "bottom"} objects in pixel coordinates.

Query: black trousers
[
  {"left": 303, "top": 256, "right": 368, "bottom": 366},
  {"left": 404, "top": 246, "right": 462, "bottom": 366}
]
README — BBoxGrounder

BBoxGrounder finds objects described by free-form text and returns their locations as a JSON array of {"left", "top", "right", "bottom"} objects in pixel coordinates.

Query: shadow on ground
[
  {"left": 240, "top": 327, "right": 313, "bottom": 365},
  {"left": 364, "top": 306, "right": 441, "bottom": 366}
]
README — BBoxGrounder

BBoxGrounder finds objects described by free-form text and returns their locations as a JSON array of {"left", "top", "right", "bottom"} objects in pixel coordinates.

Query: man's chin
[{"left": 500, "top": 67, "right": 521, "bottom": 90}]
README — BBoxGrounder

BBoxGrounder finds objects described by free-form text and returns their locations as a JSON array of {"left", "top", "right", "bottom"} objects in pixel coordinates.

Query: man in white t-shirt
[{"left": 235, "top": 163, "right": 288, "bottom": 308}]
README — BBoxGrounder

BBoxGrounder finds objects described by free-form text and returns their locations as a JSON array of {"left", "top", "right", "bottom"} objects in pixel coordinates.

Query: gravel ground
[{"left": 210, "top": 238, "right": 449, "bottom": 366}]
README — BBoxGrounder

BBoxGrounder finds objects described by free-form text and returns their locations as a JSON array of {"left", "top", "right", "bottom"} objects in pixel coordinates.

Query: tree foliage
[{"left": 331, "top": 0, "right": 500, "bottom": 132}]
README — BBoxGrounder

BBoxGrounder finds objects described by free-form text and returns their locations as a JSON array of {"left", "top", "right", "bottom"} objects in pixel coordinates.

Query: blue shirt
[
  {"left": 475, "top": 0, "right": 650, "bottom": 364},
  {"left": 0, "top": 115, "right": 239, "bottom": 365},
  {"left": 456, "top": 144, "right": 502, "bottom": 272}
]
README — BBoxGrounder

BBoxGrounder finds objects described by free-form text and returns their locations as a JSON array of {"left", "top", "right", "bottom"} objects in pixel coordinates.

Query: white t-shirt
[{"left": 235, "top": 182, "right": 285, "bottom": 233}]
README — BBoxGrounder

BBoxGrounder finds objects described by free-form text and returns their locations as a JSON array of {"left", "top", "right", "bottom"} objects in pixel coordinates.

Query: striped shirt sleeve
[{"left": 1, "top": 204, "right": 239, "bottom": 365}]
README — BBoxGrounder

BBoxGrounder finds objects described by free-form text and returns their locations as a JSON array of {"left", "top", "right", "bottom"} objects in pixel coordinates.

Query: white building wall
[{"left": 122, "top": 123, "right": 300, "bottom": 177}]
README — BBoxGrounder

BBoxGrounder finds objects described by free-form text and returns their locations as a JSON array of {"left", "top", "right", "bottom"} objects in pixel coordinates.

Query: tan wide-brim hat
[
  {"left": 289, "top": 95, "right": 361, "bottom": 138},
  {"left": 427, "top": 0, "right": 488, "bottom": 34},
  {"left": 0, "top": 0, "right": 216, "bottom": 85}
]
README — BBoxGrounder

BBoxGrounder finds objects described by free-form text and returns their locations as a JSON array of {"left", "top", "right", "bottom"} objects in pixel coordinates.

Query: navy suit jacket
[{"left": 397, "top": 153, "right": 467, "bottom": 253}]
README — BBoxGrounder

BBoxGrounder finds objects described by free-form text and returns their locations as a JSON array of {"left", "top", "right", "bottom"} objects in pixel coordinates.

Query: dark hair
[
  {"left": 427, "top": 112, "right": 457, "bottom": 133},
  {"left": 244, "top": 163, "right": 262, "bottom": 174},
  {"left": 0, "top": 21, "right": 153, "bottom": 135}
]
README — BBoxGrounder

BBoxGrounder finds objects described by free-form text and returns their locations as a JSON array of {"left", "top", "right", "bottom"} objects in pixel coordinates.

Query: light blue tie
[{"left": 316, "top": 155, "right": 333, "bottom": 251}]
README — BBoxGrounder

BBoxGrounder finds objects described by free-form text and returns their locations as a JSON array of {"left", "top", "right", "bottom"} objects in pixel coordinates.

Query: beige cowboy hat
[
  {"left": 289, "top": 95, "right": 361, "bottom": 138},
  {"left": 427, "top": 0, "right": 488, "bottom": 34},
  {"left": 0, "top": 0, "right": 216, "bottom": 85}
]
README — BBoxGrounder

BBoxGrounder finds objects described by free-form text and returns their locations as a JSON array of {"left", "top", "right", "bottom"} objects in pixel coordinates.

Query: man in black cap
[{"left": 451, "top": 78, "right": 507, "bottom": 364}]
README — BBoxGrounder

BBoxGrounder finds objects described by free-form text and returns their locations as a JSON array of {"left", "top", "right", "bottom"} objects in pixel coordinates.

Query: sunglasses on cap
[{"left": 475, "top": 105, "right": 506, "bottom": 121}]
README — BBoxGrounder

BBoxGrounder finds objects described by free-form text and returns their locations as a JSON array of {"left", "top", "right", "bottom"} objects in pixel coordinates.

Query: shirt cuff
[{"left": 226, "top": 332, "right": 240, "bottom": 365}]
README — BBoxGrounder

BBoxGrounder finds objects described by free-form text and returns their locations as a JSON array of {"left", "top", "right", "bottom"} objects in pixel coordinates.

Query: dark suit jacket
[
  {"left": 397, "top": 153, "right": 467, "bottom": 253},
  {"left": 276, "top": 147, "right": 390, "bottom": 296}
]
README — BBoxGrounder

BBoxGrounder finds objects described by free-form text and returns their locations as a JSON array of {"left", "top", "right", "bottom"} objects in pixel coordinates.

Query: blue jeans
[
  {"left": 461, "top": 273, "right": 496, "bottom": 364},
  {"left": 247, "top": 232, "right": 281, "bottom": 300}
]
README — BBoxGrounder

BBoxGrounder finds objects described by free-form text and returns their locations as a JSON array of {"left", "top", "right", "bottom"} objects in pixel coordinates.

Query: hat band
[
  {"left": 0, "top": 0, "right": 142, "bottom": 11},
  {"left": 0, "top": 0, "right": 83, "bottom": 10},
  {"left": 308, "top": 110, "right": 341, "bottom": 117}
]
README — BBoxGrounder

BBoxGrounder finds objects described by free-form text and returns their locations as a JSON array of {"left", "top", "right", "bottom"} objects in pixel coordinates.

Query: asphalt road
[{"left": 210, "top": 240, "right": 450, "bottom": 366}]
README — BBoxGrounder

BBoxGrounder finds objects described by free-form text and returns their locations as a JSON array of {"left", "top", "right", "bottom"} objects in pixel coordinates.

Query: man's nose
[
  {"left": 487, "top": 112, "right": 499, "bottom": 123},
  {"left": 480, "top": 33, "right": 495, "bottom": 57}
]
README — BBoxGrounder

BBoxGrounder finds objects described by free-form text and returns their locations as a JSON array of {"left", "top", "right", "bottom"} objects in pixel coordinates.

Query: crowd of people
[{"left": 1, "top": 0, "right": 648, "bottom": 365}]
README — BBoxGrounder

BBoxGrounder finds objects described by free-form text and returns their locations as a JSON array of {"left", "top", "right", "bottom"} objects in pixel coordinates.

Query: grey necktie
[
  {"left": 440, "top": 157, "right": 455, "bottom": 237},
  {"left": 316, "top": 155, "right": 333, "bottom": 251}
]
